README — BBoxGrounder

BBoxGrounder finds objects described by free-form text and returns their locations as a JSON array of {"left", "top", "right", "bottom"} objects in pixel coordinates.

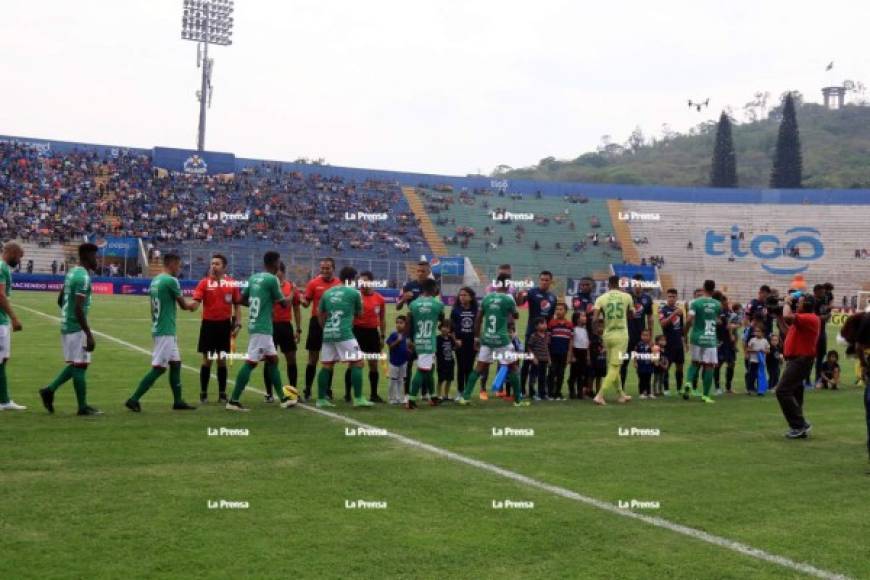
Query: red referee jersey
[
  {"left": 193, "top": 275, "right": 240, "bottom": 321},
  {"left": 273, "top": 280, "right": 300, "bottom": 323},
  {"left": 303, "top": 275, "right": 341, "bottom": 317},
  {"left": 355, "top": 291, "right": 385, "bottom": 329}
]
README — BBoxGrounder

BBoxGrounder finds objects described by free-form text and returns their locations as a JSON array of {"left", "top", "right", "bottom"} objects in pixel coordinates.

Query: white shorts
[
  {"left": 0, "top": 325, "right": 10, "bottom": 361},
  {"left": 247, "top": 333, "right": 278, "bottom": 362},
  {"left": 62, "top": 331, "right": 91, "bottom": 365},
  {"left": 477, "top": 344, "right": 516, "bottom": 364},
  {"left": 388, "top": 363, "right": 407, "bottom": 381},
  {"left": 416, "top": 353, "right": 435, "bottom": 371},
  {"left": 321, "top": 339, "right": 361, "bottom": 363},
  {"left": 691, "top": 344, "right": 718, "bottom": 365},
  {"left": 152, "top": 335, "right": 181, "bottom": 367}
]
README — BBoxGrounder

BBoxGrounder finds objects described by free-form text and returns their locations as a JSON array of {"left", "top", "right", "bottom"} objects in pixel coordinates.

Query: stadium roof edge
[{"left": 3, "top": 133, "right": 870, "bottom": 205}]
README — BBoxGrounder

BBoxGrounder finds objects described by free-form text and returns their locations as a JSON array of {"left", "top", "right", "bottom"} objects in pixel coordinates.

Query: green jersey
[
  {"left": 0, "top": 260, "right": 12, "bottom": 326},
  {"left": 243, "top": 272, "right": 283, "bottom": 335},
  {"left": 688, "top": 296, "right": 721, "bottom": 348},
  {"left": 409, "top": 296, "right": 444, "bottom": 354},
  {"left": 149, "top": 273, "right": 182, "bottom": 336},
  {"left": 320, "top": 285, "right": 362, "bottom": 342},
  {"left": 480, "top": 292, "right": 517, "bottom": 348},
  {"left": 594, "top": 290, "right": 633, "bottom": 337},
  {"left": 60, "top": 266, "right": 92, "bottom": 334}
]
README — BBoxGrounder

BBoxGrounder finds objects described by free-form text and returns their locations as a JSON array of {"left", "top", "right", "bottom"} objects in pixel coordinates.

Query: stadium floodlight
[{"left": 181, "top": 0, "right": 235, "bottom": 151}]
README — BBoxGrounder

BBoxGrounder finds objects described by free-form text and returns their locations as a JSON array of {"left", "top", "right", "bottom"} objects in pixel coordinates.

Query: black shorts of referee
[
  {"left": 305, "top": 316, "right": 323, "bottom": 351},
  {"left": 273, "top": 322, "right": 297, "bottom": 353},
  {"left": 353, "top": 326, "right": 381, "bottom": 355},
  {"left": 198, "top": 319, "right": 232, "bottom": 357}
]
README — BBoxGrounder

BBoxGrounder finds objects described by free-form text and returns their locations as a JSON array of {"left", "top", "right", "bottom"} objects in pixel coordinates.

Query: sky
[{"left": 1, "top": 0, "right": 868, "bottom": 176}]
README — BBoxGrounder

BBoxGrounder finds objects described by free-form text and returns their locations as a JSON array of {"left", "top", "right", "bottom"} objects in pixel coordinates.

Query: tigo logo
[{"left": 704, "top": 226, "right": 824, "bottom": 275}]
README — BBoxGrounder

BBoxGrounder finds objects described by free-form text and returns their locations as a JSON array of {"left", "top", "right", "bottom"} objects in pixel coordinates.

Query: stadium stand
[{"left": 2, "top": 134, "right": 870, "bottom": 300}]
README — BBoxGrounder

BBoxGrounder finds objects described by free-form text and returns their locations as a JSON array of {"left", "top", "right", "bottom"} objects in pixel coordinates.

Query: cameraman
[
  {"left": 773, "top": 293, "right": 820, "bottom": 439},
  {"left": 839, "top": 312, "right": 870, "bottom": 463},
  {"left": 811, "top": 284, "right": 833, "bottom": 387}
]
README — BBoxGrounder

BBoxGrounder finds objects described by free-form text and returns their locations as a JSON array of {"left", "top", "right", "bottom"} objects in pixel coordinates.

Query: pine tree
[
  {"left": 710, "top": 112, "right": 737, "bottom": 187},
  {"left": 770, "top": 92, "right": 803, "bottom": 188}
]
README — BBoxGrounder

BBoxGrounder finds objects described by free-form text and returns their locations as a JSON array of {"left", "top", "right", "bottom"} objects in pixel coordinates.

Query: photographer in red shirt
[{"left": 773, "top": 293, "right": 820, "bottom": 439}]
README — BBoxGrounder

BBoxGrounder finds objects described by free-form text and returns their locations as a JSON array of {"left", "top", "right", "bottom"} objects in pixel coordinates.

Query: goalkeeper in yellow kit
[{"left": 592, "top": 275, "right": 635, "bottom": 405}]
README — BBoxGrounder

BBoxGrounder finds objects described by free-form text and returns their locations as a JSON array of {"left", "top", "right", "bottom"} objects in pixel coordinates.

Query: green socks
[
  {"left": 317, "top": 367, "right": 333, "bottom": 400},
  {"left": 507, "top": 371, "right": 521, "bottom": 402},
  {"left": 462, "top": 370, "right": 480, "bottom": 399},
  {"left": 410, "top": 371, "right": 423, "bottom": 399},
  {"left": 71, "top": 367, "right": 88, "bottom": 411},
  {"left": 702, "top": 367, "right": 713, "bottom": 397},
  {"left": 47, "top": 365, "right": 74, "bottom": 392},
  {"left": 686, "top": 364, "right": 698, "bottom": 386},
  {"left": 131, "top": 367, "right": 165, "bottom": 402},
  {"left": 169, "top": 363, "right": 183, "bottom": 404},
  {"left": 267, "top": 362, "right": 283, "bottom": 399},
  {"left": 230, "top": 363, "right": 254, "bottom": 402},
  {"left": 0, "top": 362, "right": 8, "bottom": 404},
  {"left": 350, "top": 366, "right": 363, "bottom": 399}
]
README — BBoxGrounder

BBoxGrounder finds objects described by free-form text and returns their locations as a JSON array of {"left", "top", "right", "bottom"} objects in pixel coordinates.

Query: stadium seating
[{"left": 619, "top": 200, "right": 870, "bottom": 301}]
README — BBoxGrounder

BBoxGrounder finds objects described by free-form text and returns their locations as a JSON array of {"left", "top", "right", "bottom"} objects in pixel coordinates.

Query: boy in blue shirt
[{"left": 386, "top": 315, "right": 410, "bottom": 404}]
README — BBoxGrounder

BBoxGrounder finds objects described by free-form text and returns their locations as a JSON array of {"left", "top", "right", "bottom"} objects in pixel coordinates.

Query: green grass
[{"left": 1, "top": 292, "right": 868, "bottom": 580}]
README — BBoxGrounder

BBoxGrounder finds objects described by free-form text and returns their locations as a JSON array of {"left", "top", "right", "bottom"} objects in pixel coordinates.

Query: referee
[
  {"left": 263, "top": 262, "right": 302, "bottom": 402},
  {"left": 192, "top": 254, "right": 241, "bottom": 403},
  {"left": 344, "top": 271, "right": 386, "bottom": 402},
  {"left": 301, "top": 257, "right": 341, "bottom": 400}
]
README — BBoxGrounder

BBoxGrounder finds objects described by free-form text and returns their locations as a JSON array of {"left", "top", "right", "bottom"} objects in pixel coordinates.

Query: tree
[
  {"left": 770, "top": 92, "right": 803, "bottom": 188},
  {"left": 627, "top": 126, "right": 645, "bottom": 153},
  {"left": 710, "top": 112, "right": 737, "bottom": 187}
]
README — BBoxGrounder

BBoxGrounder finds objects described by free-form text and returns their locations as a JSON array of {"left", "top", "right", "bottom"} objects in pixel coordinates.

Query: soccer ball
[{"left": 282, "top": 385, "right": 299, "bottom": 406}]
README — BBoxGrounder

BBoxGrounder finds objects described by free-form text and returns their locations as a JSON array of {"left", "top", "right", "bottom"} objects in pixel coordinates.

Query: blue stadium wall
[{"left": 3, "top": 134, "right": 869, "bottom": 205}]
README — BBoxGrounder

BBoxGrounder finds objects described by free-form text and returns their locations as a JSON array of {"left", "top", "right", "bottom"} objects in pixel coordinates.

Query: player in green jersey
[
  {"left": 227, "top": 251, "right": 293, "bottom": 411},
  {"left": 592, "top": 275, "right": 635, "bottom": 406},
  {"left": 315, "top": 266, "right": 373, "bottom": 409},
  {"left": 405, "top": 278, "right": 445, "bottom": 409},
  {"left": 39, "top": 243, "right": 101, "bottom": 416},
  {"left": 459, "top": 273, "right": 527, "bottom": 407},
  {"left": 684, "top": 279, "right": 722, "bottom": 404},
  {"left": 0, "top": 242, "right": 25, "bottom": 410},
  {"left": 124, "top": 253, "right": 198, "bottom": 412}
]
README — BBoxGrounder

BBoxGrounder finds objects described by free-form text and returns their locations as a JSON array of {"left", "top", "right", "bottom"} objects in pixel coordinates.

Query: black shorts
[
  {"left": 717, "top": 342, "right": 736, "bottom": 363},
  {"left": 665, "top": 343, "right": 685, "bottom": 365},
  {"left": 273, "top": 322, "right": 296, "bottom": 353},
  {"left": 353, "top": 326, "right": 381, "bottom": 353},
  {"left": 305, "top": 317, "right": 323, "bottom": 351},
  {"left": 437, "top": 360, "right": 455, "bottom": 382},
  {"left": 198, "top": 319, "right": 232, "bottom": 355}
]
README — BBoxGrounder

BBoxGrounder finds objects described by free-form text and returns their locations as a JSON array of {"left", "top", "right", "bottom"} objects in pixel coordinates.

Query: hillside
[{"left": 497, "top": 103, "right": 870, "bottom": 189}]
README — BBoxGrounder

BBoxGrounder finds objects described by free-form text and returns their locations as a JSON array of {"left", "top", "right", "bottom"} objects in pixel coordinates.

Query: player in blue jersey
[
  {"left": 658, "top": 288, "right": 685, "bottom": 397},
  {"left": 520, "top": 271, "right": 556, "bottom": 398}
]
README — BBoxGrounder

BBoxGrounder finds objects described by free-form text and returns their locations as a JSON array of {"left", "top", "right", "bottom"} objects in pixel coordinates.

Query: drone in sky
[{"left": 687, "top": 98, "right": 710, "bottom": 112}]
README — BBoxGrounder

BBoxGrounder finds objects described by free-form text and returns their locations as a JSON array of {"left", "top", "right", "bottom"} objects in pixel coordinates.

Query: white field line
[{"left": 16, "top": 304, "right": 852, "bottom": 580}]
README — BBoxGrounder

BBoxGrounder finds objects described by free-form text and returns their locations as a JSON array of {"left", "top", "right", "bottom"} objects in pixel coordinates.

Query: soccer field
[{"left": 1, "top": 291, "right": 868, "bottom": 580}]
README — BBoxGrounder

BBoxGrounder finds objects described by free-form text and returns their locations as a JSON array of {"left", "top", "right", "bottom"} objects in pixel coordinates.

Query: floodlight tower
[{"left": 181, "top": 0, "right": 234, "bottom": 151}]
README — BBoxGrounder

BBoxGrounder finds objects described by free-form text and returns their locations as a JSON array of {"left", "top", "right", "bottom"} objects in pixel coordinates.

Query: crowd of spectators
[{"left": 0, "top": 142, "right": 426, "bottom": 258}]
